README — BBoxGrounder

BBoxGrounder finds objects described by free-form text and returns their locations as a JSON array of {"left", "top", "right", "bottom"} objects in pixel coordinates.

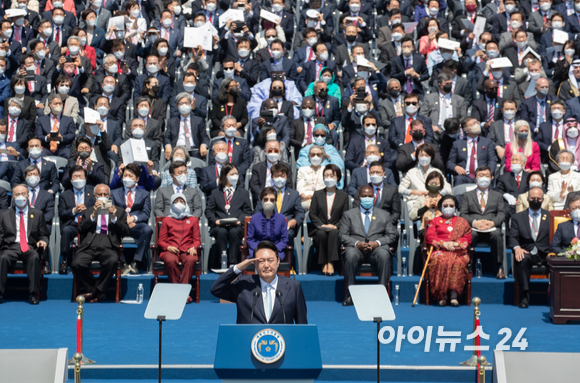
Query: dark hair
[
  {"left": 135, "top": 96, "right": 150, "bottom": 108},
  {"left": 569, "top": 193, "right": 580, "bottom": 207},
  {"left": 125, "top": 0, "right": 140, "bottom": 10},
  {"left": 55, "top": 75, "right": 72, "bottom": 87},
  {"left": 526, "top": 170, "right": 545, "bottom": 187},
  {"left": 369, "top": 161, "right": 385, "bottom": 171},
  {"left": 462, "top": 116, "right": 478, "bottom": 129},
  {"left": 218, "top": 163, "right": 239, "bottom": 188},
  {"left": 169, "top": 160, "right": 187, "bottom": 175},
  {"left": 71, "top": 27, "right": 84, "bottom": 37},
  {"left": 10, "top": 75, "right": 26, "bottom": 90},
  {"left": 389, "top": 9, "right": 402, "bottom": 17},
  {"left": 76, "top": 137, "right": 92, "bottom": 149},
  {"left": 444, "top": 117, "right": 460, "bottom": 133},
  {"left": 401, "top": 35, "right": 414, "bottom": 46},
  {"left": 303, "top": 27, "right": 317, "bottom": 37},
  {"left": 217, "top": 78, "right": 237, "bottom": 104},
  {"left": 141, "top": 75, "right": 157, "bottom": 96},
  {"left": 404, "top": 92, "right": 419, "bottom": 102},
  {"left": 551, "top": 12, "right": 564, "bottom": 21},
  {"left": 437, "top": 195, "right": 458, "bottom": 210},
  {"left": 270, "top": 79, "right": 286, "bottom": 99},
  {"left": 255, "top": 240, "right": 280, "bottom": 258},
  {"left": 410, "top": 119, "right": 424, "bottom": 130},
  {"left": 323, "top": 164, "right": 342, "bottom": 184},
  {"left": 29, "top": 40, "right": 44, "bottom": 51},
  {"left": 236, "top": 37, "right": 251, "bottom": 47},
  {"left": 260, "top": 186, "right": 277, "bottom": 201},
  {"left": 362, "top": 114, "right": 377, "bottom": 125},
  {"left": 423, "top": 17, "right": 440, "bottom": 35},
  {"left": 415, "top": 143, "right": 435, "bottom": 160},
  {"left": 425, "top": 171, "right": 445, "bottom": 190},
  {"left": 475, "top": 165, "right": 492, "bottom": 177},
  {"left": 69, "top": 165, "right": 87, "bottom": 179},
  {"left": 0, "top": 118, "right": 6, "bottom": 128},
  {"left": 124, "top": 163, "right": 142, "bottom": 178},
  {"left": 271, "top": 163, "right": 289, "bottom": 177},
  {"left": 24, "top": 164, "right": 40, "bottom": 176},
  {"left": 503, "top": 99, "right": 516, "bottom": 108},
  {"left": 257, "top": 124, "right": 276, "bottom": 147},
  {"left": 443, "top": 59, "right": 458, "bottom": 71},
  {"left": 19, "top": 53, "right": 34, "bottom": 66},
  {"left": 152, "top": 38, "right": 170, "bottom": 57},
  {"left": 81, "top": 8, "right": 97, "bottom": 20},
  {"left": 551, "top": 99, "right": 566, "bottom": 109}
]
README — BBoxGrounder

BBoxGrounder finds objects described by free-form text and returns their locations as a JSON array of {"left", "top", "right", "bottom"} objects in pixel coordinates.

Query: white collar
[{"left": 260, "top": 274, "right": 279, "bottom": 291}]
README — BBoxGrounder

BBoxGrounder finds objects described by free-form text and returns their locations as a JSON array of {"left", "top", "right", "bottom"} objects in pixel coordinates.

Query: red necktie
[
  {"left": 508, "top": 122, "right": 513, "bottom": 140},
  {"left": 19, "top": 211, "right": 29, "bottom": 253},
  {"left": 405, "top": 118, "right": 413, "bottom": 143},
  {"left": 56, "top": 27, "right": 61, "bottom": 45},
  {"left": 516, "top": 174, "right": 521, "bottom": 188},
  {"left": 306, "top": 120, "right": 313, "bottom": 143},
  {"left": 35, "top": 62, "right": 40, "bottom": 75},
  {"left": 8, "top": 119, "right": 15, "bottom": 142},
  {"left": 469, "top": 140, "right": 477, "bottom": 178},
  {"left": 118, "top": 59, "right": 123, "bottom": 74},
  {"left": 14, "top": 27, "right": 21, "bottom": 42},
  {"left": 497, "top": 81, "right": 501, "bottom": 97},
  {"left": 209, "top": 13, "right": 213, "bottom": 23},
  {"left": 127, "top": 190, "right": 133, "bottom": 208},
  {"left": 28, "top": 81, "right": 34, "bottom": 93},
  {"left": 308, "top": 47, "right": 314, "bottom": 61},
  {"left": 228, "top": 140, "right": 233, "bottom": 161},
  {"left": 487, "top": 101, "right": 494, "bottom": 121},
  {"left": 554, "top": 123, "right": 560, "bottom": 140}
]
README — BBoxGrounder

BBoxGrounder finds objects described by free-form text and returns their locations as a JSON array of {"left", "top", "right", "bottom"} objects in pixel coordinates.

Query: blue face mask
[
  {"left": 448, "top": 133, "right": 459, "bottom": 139},
  {"left": 360, "top": 197, "right": 374, "bottom": 210}
]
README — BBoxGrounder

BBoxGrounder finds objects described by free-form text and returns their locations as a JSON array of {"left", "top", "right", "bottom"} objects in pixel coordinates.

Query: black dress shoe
[
  {"left": 59, "top": 261, "right": 68, "bottom": 275},
  {"left": 518, "top": 297, "right": 529, "bottom": 309},
  {"left": 81, "top": 292, "right": 95, "bottom": 301},
  {"left": 449, "top": 299, "right": 460, "bottom": 307},
  {"left": 29, "top": 295, "right": 39, "bottom": 305},
  {"left": 44, "top": 262, "right": 52, "bottom": 275},
  {"left": 342, "top": 296, "right": 353, "bottom": 306},
  {"left": 0, "top": 296, "right": 3, "bottom": 304}
]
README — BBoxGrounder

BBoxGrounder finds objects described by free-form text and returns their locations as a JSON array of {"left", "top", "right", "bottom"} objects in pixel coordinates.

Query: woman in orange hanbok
[{"left": 425, "top": 195, "right": 472, "bottom": 307}]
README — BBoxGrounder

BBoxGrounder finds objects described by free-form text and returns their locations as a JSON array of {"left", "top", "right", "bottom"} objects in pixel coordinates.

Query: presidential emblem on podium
[{"left": 251, "top": 329, "right": 286, "bottom": 364}]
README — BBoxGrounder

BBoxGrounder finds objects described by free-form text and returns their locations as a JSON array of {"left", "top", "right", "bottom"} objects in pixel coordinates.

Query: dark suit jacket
[
  {"left": 261, "top": 57, "right": 299, "bottom": 82},
  {"left": 205, "top": 187, "right": 253, "bottom": 227},
  {"left": 199, "top": 164, "right": 221, "bottom": 196},
  {"left": 12, "top": 158, "right": 60, "bottom": 194},
  {"left": 88, "top": 95, "right": 126, "bottom": 126},
  {"left": 169, "top": 84, "right": 209, "bottom": 119},
  {"left": 550, "top": 219, "right": 578, "bottom": 254},
  {"left": 29, "top": 189, "right": 54, "bottom": 233},
  {"left": 520, "top": 95, "right": 557, "bottom": 131},
  {"left": 208, "top": 137, "right": 253, "bottom": 178},
  {"left": 251, "top": 116, "right": 291, "bottom": 148},
  {"left": 534, "top": 121, "right": 557, "bottom": 155},
  {"left": 211, "top": 76, "right": 250, "bottom": 102},
  {"left": 254, "top": 187, "right": 305, "bottom": 227},
  {"left": 471, "top": 97, "right": 504, "bottom": 126},
  {"left": 386, "top": 114, "right": 434, "bottom": 167},
  {"left": 304, "top": 95, "right": 341, "bottom": 127},
  {"left": 508, "top": 209, "right": 550, "bottom": 254},
  {"left": 79, "top": 119, "right": 123, "bottom": 147},
  {"left": 77, "top": 206, "right": 130, "bottom": 253},
  {"left": 459, "top": 188, "right": 505, "bottom": 227},
  {"left": 237, "top": 58, "right": 261, "bottom": 88},
  {"left": 110, "top": 187, "right": 151, "bottom": 223},
  {"left": 58, "top": 186, "right": 96, "bottom": 230},
  {"left": 68, "top": 132, "right": 113, "bottom": 176},
  {"left": 0, "top": 207, "right": 49, "bottom": 251},
  {"left": 61, "top": 160, "right": 107, "bottom": 190},
  {"left": 395, "top": 142, "right": 445, "bottom": 174},
  {"left": 210, "top": 268, "right": 308, "bottom": 324},
  {"left": 309, "top": 189, "right": 350, "bottom": 231},
  {"left": 249, "top": 161, "right": 293, "bottom": 202},
  {"left": 0, "top": 186, "right": 8, "bottom": 210},
  {"left": 34, "top": 114, "right": 76, "bottom": 151},
  {"left": 346, "top": 166, "right": 397, "bottom": 196},
  {"left": 297, "top": 60, "right": 337, "bottom": 94},
  {"left": 488, "top": 120, "right": 514, "bottom": 149},
  {"left": 352, "top": 180, "right": 401, "bottom": 223},
  {"left": 133, "top": 73, "right": 172, "bottom": 103},
  {"left": 390, "top": 53, "right": 430, "bottom": 96},
  {"left": 495, "top": 171, "right": 530, "bottom": 200},
  {"left": 289, "top": 116, "right": 329, "bottom": 153},
  {"left": 2, "top": 116, "right": 32, "bottom": 148},
  {"left": 92, "top": 71, "right": 132, "bottom": 102},
  {"left": 447, "top": 136, "right": 497, "bottom": 176},
  {"left": 163, "top": 114, "right": 210, "bottom": 151},
  {"left": 345, "top": 134, "right": 390, "bottom": 171}
]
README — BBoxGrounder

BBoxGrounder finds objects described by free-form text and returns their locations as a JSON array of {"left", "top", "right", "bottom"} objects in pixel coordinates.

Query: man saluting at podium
[{"left": 211, "top": 241, "right": 308, "bottom": 324}]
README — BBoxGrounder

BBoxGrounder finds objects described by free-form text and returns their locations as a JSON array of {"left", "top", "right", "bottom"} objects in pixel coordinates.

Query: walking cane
[{"left": 412, "top": 245, "right": 433, "bottom": 307}]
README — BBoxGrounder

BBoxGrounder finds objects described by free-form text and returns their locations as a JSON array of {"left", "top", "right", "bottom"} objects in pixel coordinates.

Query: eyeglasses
[{"left": 405, "top": 101, "right": 418, "bottom": 106}]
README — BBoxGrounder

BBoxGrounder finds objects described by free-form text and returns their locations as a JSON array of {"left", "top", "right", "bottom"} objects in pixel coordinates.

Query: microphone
[
  {"left": 276, "top": 290, "right": 286, "bottom": 324},
  {"left": 250, "top": 287, "right": 261, "bottom": 324}
]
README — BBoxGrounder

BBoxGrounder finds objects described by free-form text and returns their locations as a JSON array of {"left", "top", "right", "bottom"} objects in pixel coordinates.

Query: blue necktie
[
  {"left": 540, "top": 101, "right": 545, "bottom": 124},
  {"left": 364, "top": 211, "right": 370, "bottom": 234}
]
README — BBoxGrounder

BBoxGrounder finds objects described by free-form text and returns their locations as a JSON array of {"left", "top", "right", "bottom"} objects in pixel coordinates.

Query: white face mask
[
  {"left": 427, "top": 26, "right": 438, "bottom": 34},
  {"left": 272, "top": 50, "right": 283, "bottom": 60},
  {"left": 552, "top": 21, "right": 563, "bottom": 30},
  {"left": 266, "top": 132, "right": 277, "bottom": 141},
  {"left": 68, "top": 45, "right": 80, "bottom": 55},
  {"left": 173, "top": 5, "right": 181, "bottom": 15},
  {"left": 318, "top": 51, "right": 329, "bottom": 61},
  {"left": 113, "top": 51, "right": 124, "bottom": 60},
  {"left": 324, "top": 177, "right": 337, "bottom": 188},
  {"left": 225, "top": 127, "right": 237, "bottom": 137},
  {"left": 178, "top": 104, "right": 192, "bottom": 115},
  {"left": 183, "top": 83, "right": 195, "bottom": 93},
  {"left": 349, "top": 3, "right": 360, "bottom": 12},
  {"left": 175, "top": 174, "right": 187, "bottom": 186},
  {"left": 0, "top": 134, "right": 5, "bottom": 142},
  {"left": 358, "top": 70, "right": 369, "bottom": 80},
  {"left": 172, "top": 203, "right": 186, "bottom": 214},
  {"left": 53, "top": 16, "right": 64, "bottom": 25},
  {"left": 370, "top": 174, "right": 383, "bottom": 184},
  {"left": 506, "top": 4, "right": 516, "bottom": 13},
  {"left": 307, "top": 37, "right": 317, "bottom": 46},
  {"left": 273, "top": 177, "right": 286, "bottom": 188},
  {"left": 503, "top": 110, "right": 516, "bottom": 120},
  {"left": 97, "top": 197, "right": 109, "bottom": 203},
  {"left": 552, "top": 110, "right": 564, "bottom": 120},
  {"left": 27, "top": 176, "right": 40, "bottom": 187},
  {"left": 540, "top": 3, "right": 551, "bottom": 11},
  {"left": 511, "top": 21, "right": 522, "bottom": 29},
  {"left": 491, "top": 70, "right": 503, "bottom": 79},
  {"left": 14, "top": 195, "right": 28, "bottom": 208},
  {"left": 87, "top": 19, "right": 96, "bottom": 27},
  {"left": 477, "top": 177, "right": 491, "bottom": 189},
  {"left": 302, "top": 108, "right": 315, "bottom": 119},
  {"left": 428, "top": 7, "right": 439, "bottom": 15},
  {"left": 43, "top": 28, "right": 52, "bottom": 36},
  {"left": 529, "top": 181, "right": 543, "bottom": 189},
  {"left": 310, "top": 156, "right": 323, "bottom": 166},
  {"left": 147, "top": 65, "right": 159, "bottom": 74},
  {"left": 486, "top": 49, "right": 499, "bottom": 58},
  {"left": 162, "top": 19, "right": 172, "bottom": 28},
  {"left": 238, "top": 49, "right": 250, "bottom": 58},
  {"left": 35, "top": 50, "right": 46, "bottom": 60},
  {"left": 58, "top": 86, "right": 70, "bottom": 94},
  {"left": 364, "top": 125, "right": 376, "bottom": 136},
  {"left": 158, "top": 47, "right": 168, "bottom": 56},
  {"left": 215, "top": 151, "right": 229, "bottom": 163},
  {"left": 567, "top": 127, "right": 579, "bottom": 138},
  {"left": 366, "top": 154, "right": 380, "bottom": 164},
  {"left": 138, "top": 108, "right": 149, "bottom": 117},
  {"left": 566, "top": 48, "right": 576, "bottom": 56},
  {"left": 560, "top": 161, "right": 572, "bottom": 170},
  {"left": 90, "top": 124, "right": 100, "bottom": 135},
  {"left": 442, "top": 207, "right": 455, "bottom": 217},
  {"left": 392, "top": 32, "right": 403, "bottom": 41},
  {"left": 405, "top": 104, "right": 418, "bottom": 115},
  {"left": 9, "top": 106, "right": 21, "bottom": 116},
  {"left": 314, "top": 136, "right": 325, "bottom": 146},
  {"left": 194, "top": 21, "right": 205, "bottom": 27},
  {"left": 206, "top": 3, "right": 217, "bottom": 12},
  {"left": 132, "top": 128, "right": 145, "bottom": 138},
  {"left": 530, "top": 72, "right": 541, "bottom": 80},
  {"left": 72, "top": 179, "right": 86, "bottom": 189},
  {"left": 266, "top": 152, "right": 280, "bottom": 163},
  {"left": 272, "top": 4, "right": 283, "bottom": 12},
  {"left": 29, "top": 147, "right": 42, "bottom": 158},
  {"left": 511, "top": 163, "right": 522, "bottom": 174},
  {"left": 572, "top": 209, "right": 580, "bottom": 222},
  {"left": 227, "top": 175, "right": 239, "bottom": 185},
  {"left": 262, "top": 201, "right": 275, "bottom": 212},
  {"left": 356, "top": 104, "right": 368, "bottom": 114},
  {"left": 418, "top": 156, "right": 431, "bottom": 166},
  {"left": 97, "top": 106, "right": 109, "bottom": 117},
  {"left": 123, "top": 177, "right": 135, "bottom": 188}
]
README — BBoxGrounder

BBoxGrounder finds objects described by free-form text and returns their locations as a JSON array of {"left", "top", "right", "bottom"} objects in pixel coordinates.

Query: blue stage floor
[{"left": 1, "top": 300, "right": 578, "bottom": 381}]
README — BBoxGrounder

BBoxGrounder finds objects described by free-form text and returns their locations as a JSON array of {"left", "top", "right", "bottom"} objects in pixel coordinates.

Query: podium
[{"left": 214, "top": 324, "right": 322, "bottom": 383}]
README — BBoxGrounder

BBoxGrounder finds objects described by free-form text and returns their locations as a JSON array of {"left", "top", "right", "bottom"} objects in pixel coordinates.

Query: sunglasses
[
  {"left": 405, "top": 101, "right": 418, "bottom": 106},
  {"left": 313, "top": 134, "right": 325, "bottom": 138}
]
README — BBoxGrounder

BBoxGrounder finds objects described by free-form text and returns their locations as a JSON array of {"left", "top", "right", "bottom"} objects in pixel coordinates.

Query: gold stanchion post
[
  {"left": 69, "top": 296, "right": 96, "bottom": 365},
  {"left": 74, "top": 353, "right": 82, "bottom": 383},
  {"left": 477, "top": 355, "right": 487, "bottom": 383},
  {"left": 460, "top": 297, "right": 490, "bottom": 367}
]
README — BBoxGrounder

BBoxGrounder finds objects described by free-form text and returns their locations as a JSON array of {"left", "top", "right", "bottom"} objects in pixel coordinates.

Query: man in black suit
[
  {"left": 551, "top": 193, "right": 580, "bottom": 254},
  {"left": 537, "top": 100, "right": 565, "bottom": 160},
  {"left": 251, "top": 99, "right": 291, "bottom": 148},
  {"left": 52, "top": 55, "right": 92, "bottom": 109},
  {"left": 495, "top": 152, "right": 530, "bottom": 238},
  {"left": 460, "top": 166, "right": 507, "bottom": 278},
  {"left": 93, "top": 55, "right": 132, "bottom": 103},
  {"left": 390, "top": 36, "right": 429, "bottom": 97},
  {"left": 447, "top": 117, "right": 497, "bottom": 186},
  {"left": 173, "top": 71, "right": 211, "bottom": 118},
  {"left": 88, "top": 78, "right": 126, "bottom": 127},
  {"left": 232, "top": 37, "right": 261, "bottom": 88},
  {"left": 341, "top": 185, "right": 399, "bottom": 305},
  {"left": 249, "top": 140, "right": 293, "bottom": 202},
  {"left": 509, "top": 187, "right": 551, "bottom": 308},
  {"left": 289, "top": 98, "right": 328, "bottom": 156},
  {"left": 200, "top": 141, "right": 229, "bottom": 196},
  {"left": 43, "top": 5, "right": 76, "bottom": 32},
  {"left": 211, "top": 240, "right": 308, "bottom": 324},
  {"left": 58, "top": 165, "right": 95, "bottom": 275},
  {"left": 261, "top": 39, "right": 299, "bottom": 82},
  {"left": 31, "top": 21, "right": 61, "bottom": 61},
  {"left": 209, "top": 116, "right": 253, "bottom": 179},
  {"left": 352, "top": 162, "right": 401, "bottom": 223},
  {"left": 29, "top": 39, "right": 55, "bottom": 80},
  {"left": 488, "top": 0, "right": 516, "bottom": 41},
  {"left": 254, "top": 163, "right": 304, "bottom": 243},
  {"left": 471, "top": 79, "right": 504, "bottom": 132},
  {"left": 12, "top": 138, "right": 60, "bottom": 194},
  {"left": 520, "top": 78, "right": 558, "bottom": 133},
  {"left": 70, "top": 184, "right": 130, "bottom": 303},
  {"left": 297, "top": 42, "right": 337, "bottom": 95},
  {"left": 5, "top": 98, "right": 33, "bottom": 149},
  {"left": 305, "top": 81, "right": 341, "bottom": 131},
  {"left": 61, "top": 138, "right": 108, "bottom": 189},
  {"left": 164, "top": 92, "right": 210, "bottom": 161},
  {"left": 487, "top": 99, "right": 518, "bottom": 158},
  {"left": 440, "top": 117, "right": 461, "bottom": 169},
  {"left": 0, "top": 184, "right": 49, "bottom": 304},
  {"left": 395, "top": 122, "right": 445, "bottom": 174},
  {"left": 345, "top": 115, "right": 389, "bottom": 170},
  {"left": 0, "top": 186, "right": 8, "bottom": 210},
  {"left": 72, "top": 113, "right": 114, "bottom": 176}
]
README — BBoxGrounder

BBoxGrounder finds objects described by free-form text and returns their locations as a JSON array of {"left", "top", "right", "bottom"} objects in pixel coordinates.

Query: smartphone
[
  {"left": 26, "top": 70, "right": 35, "bottom": 82},
  {"left": 356, "top": 91, "right": 367, "bottom": 99},
  {"left": 261, "top": 110, "right": 275, "bottom": 124},
  {"left": 97, "top": 200, "right": 112, "bottom": 215},
  {"left": 50, "top": 132, "right": 59, "bottom": 138},
  {"left": 121, "top": 60, "right": 127, "bottom": 67},
  {"left": 234, "top": 22, "right": 246, "bottom": 33}
]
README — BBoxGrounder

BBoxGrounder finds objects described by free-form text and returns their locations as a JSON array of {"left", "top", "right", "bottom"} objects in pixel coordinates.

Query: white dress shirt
[
  {"left": 438, "top": 92, "right": 453, "bottom": 126},
  {"left": 176, "top": 115, "right": 195, "bottom": 148}
]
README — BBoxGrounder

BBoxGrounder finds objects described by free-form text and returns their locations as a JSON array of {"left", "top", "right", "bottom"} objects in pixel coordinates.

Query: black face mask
[
  {"left": 346, "top": 34, "right": 357, "bottom": 43},
  {"left": 528, "top": 199, "right": 542, "bottom": 211},
  {"left": 388, "top": 88, "right": 400, "bottom": 98},
  {"left": 229, "top": 88, "right": 239, "bottom": 96},
  {"left": 151, "top": 84, "right": 160, "bottom": 93},
  {"left": 443, "top": 83, "right": 452, "bottom": 93},
  {"left": 271, "top": 88, "right": 283, "bottom": 97},
  {"left": 318, "top": 89, "right": 327, "bottom": 98},
  {"left": 486, "top": 90, "right": 497, "bottom": 99},
  {"left": 412, "top": 131, "right": 424, "bottom": 141},
  {"left": 79, "top": 151, "right": 91, "bottom": 160}
]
